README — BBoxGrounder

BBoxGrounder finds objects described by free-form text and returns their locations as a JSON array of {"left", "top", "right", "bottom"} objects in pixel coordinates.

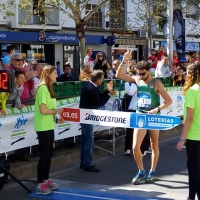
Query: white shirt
[
  {"left": 31, "top": 77, "right": 40, "bottom": 97},
  {"left": 155, "top": 61, "right": 171, "bottom": 77},
  {"left": 84, "top": 55, "right": 94, "bottom": 71},
  {"left": 125, "top": 82, "right": 137, "bottom": 110}
]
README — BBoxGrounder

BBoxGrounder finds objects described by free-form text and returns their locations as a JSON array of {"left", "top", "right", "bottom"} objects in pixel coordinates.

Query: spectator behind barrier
[
  {"left": 2, "top": 45, "right": 15, "bottom": 68},
  {"left": 180, "top": 57, "right": 188, "bottom": 72},
  {"left": 0, "top": 70, "right": 25, "bottom": 116},
  {"left": 93, "top": 52, "right": 110, "bottom": 78},
  {"left": 6, "top": 53, "right": 36, "bottom": 104},
  {"left": 157, "top": 46, "right": 167, "bottom": 61},
  {"left": 8, "top": 70, "right": 26, "bottom": 109},
  {"left": 155, "top": 55, "right": 177, "bottom": 77},
  {"left": 79, "top": 63, "right": 92, "bottom": 81},
  {"left": 56, "top": 61, "right": 61, "bottom": 77},
  {"left": 173, "top": 51, "right": 179, "bottom": 67},
  {"left": 186, "top": 54, "right": 192, "bottom": 63},
  {"left": 173, "top": 68, "right": 185, "bottom": 86},
  {"left": 84, "top": 47, "right": 94, "bottom": 71},
  {"left": 126, "top": 61, "right": 137, "bottom": 76},
  {"left": 148, "top": 49, "right": 157, "bottom": 69},
  {"left": 107, "top": 59, "right": 120, "bottom": 79},
  {"left": 57, "top": 64, "right": 74, "bottom": 82},
  {"left": 190, "top": 51, "right": 198, "bottom": 62},
  {"left": 31, "top": 64, "right": 44, "bottom": 97}
]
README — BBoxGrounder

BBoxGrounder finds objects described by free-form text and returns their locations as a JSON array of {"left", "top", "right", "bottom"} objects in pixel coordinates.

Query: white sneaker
[
  {"left": 142, "top": 151, "right": 147, "bottom": 156},
  {"left": 124, "top": 150, "right": 131, "bottom": 155},
  {"left": 145, "top": 148, "right": 152, "bottom": 154}
]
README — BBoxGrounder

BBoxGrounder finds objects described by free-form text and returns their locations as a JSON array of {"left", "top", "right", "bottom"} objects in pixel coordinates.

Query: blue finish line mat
[{"left": 29, "top": 187, "right": 159, "bottom": 200}]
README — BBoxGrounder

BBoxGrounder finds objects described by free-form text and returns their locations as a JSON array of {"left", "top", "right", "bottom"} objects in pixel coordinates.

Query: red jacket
[
  {"left": 148, "top": 55, "right": 157, "bottom": 68},
  {"left": 157, "top": 51, "right": 167, "bottom": 61}
]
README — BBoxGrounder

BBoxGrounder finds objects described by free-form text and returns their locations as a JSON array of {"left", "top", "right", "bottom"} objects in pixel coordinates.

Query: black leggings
[
  {"left": 186, "top": 139, "right": 200, "bottom": 200},
  {"left": 36, "top": 130, "right": 54, "bottom": 183}
]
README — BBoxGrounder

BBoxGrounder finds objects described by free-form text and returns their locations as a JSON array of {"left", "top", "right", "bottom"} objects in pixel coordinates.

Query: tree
[
  {"left": 128, "top": 0, "right": 200, "bottom": 50},
  {"left": 127, "top": 0, "right": 183, "bottom": 50},
  {"left": 0, "top": 0, "right": 124, "bottom": 69}
]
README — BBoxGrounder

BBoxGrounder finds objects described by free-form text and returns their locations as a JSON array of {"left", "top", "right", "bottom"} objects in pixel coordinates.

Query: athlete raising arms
[{"left": 116, "top": 51, "right": 172, "bottom": 184}]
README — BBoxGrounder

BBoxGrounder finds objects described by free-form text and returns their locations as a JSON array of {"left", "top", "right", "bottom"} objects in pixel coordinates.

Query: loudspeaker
[{"left": 0, "top": 160, "right": 10, "bottom": 190}]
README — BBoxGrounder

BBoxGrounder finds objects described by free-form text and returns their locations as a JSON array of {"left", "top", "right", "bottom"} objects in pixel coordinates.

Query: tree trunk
[{"left": 76, "top": 21, "right": 86, "bottom": 71}]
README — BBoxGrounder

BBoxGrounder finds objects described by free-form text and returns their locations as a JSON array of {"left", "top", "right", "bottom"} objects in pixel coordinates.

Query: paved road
[{"left": 0, "top": 135, "right": 190, "bottom": 200}]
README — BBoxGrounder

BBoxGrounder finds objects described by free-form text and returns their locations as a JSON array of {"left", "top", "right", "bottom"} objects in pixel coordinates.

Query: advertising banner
[
  {"left": 173, "top": 9, "right": 185, "bottom": 60},
  {"left": 0, "top": 88, "right": 183, "bottom": 154},
  {"left": 77, "top": 109, "right": 181, "bottom": 130}
]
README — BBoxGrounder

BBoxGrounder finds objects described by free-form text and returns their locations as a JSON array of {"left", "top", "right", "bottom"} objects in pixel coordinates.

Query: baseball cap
[{"left": 180, "top": 57, "right": 187, "bottom": 62}]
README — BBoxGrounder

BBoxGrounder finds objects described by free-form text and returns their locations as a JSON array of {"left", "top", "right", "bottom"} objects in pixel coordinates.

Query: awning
[{"left": 115, "top": 39, "right": 146, "bottom": 45}]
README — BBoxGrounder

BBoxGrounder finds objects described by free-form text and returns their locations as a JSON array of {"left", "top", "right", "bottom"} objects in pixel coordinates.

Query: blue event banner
[{"left": 130, "top": 113, "right": 181, "bottom": 130}]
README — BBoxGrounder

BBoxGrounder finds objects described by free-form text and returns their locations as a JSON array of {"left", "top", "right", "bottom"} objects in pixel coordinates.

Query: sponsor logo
[
  {"left": 46, "top": 35, "right": 76, "bottom": 41},
  {"left": 147, "top": 116, "right": 174, "bottom": 123},
  {"left": 38, "top": 32, "right": 45, "bottom": 42},
  {"left": 85, "top": 113, "right": 127, "bottom": 124},
  {"left": 14, "top": 116, "right": 28, "bottom": 129},
  {"left": 0, "top": 33, "right": 6, "bottom": 39},
  {"left": 135, "top": 115, "right": 175, "bottom": 128}
]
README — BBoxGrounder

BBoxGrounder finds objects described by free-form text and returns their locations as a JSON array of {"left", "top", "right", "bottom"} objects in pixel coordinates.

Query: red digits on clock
[
  {"left": 2, "top": 73, "right": 8, "bottom": 89},
  {"left": 0, "top": 73, "right": 8, "bottom": 89}
]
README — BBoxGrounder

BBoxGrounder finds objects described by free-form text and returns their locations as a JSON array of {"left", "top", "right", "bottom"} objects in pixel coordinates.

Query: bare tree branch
[{"left": 83, "top": 0, "right": 108, "bottom": 22}]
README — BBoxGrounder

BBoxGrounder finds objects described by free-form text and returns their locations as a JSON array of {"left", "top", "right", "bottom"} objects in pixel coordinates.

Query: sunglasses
[
  {"left": 98, "top": 55, "right": 103, "bottom": 57},
  {"left": 13, "top": 59, "right": 23, "bottom": 62},
  {"left": 138, "top": 71, "right": 147, "bottom": 76},
  {"left": 113, "top": 63, "right": 118, "bottom": 65}
]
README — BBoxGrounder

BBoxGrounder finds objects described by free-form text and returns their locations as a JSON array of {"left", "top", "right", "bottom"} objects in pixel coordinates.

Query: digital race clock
[{"left": 0, "top": 69, "right": 15, "bottom": 92}]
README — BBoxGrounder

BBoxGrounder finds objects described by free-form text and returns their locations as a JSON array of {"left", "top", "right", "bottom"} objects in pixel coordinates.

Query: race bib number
[{"left": 137, "top": 93, "right": 152, "bottom": 109}]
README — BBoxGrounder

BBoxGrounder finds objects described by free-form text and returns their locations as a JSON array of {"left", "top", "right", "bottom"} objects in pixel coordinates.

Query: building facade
[
  {"left": 126, "top": 0, "right": 200, "bottom": 55},
  {"left": 0, "top": 0, "right": 148, "bottom": 75}
]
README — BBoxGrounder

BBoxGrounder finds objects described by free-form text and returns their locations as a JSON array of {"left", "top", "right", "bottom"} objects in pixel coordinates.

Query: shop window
[
  {"left": 85, "top": 4, "right": 103, "bottom": 28},
  {"left": 109, "top": 0, "right": 125, "bottom": 30},
  {"left": 21, "top": 44, "right": 45, "bottom": 63},
  {"left": 32, "top": 0, "right": 45, "bottom": 24}
]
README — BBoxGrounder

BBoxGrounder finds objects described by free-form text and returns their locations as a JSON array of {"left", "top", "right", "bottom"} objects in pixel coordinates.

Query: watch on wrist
[
  {"left": 179, "top": 138, "right": 185, "bottom": 142},
  {"left": 157, "top": 106, "right": 161, "bottom": 112}
]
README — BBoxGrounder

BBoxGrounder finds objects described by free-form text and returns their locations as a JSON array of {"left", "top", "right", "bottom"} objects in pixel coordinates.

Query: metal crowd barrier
[{"left": 93, "top": 97, "right": 126, "bottom": 156}]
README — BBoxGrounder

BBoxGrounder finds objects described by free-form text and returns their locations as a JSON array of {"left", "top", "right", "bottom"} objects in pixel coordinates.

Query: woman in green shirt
[
  {"left": 34, "top": 65, "right": 63, "bottom": 195},
  {"left": 177, "top": 62, "right": 200, "bottom": 200}
]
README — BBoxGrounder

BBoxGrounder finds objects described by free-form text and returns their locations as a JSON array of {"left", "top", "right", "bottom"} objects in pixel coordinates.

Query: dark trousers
[
  {"left": 36, "top": 130, "right": 54, "bottom": 183},
  {"left": 80, "top": 123, "right": 94, "bottom": 167},
  {"left": 186, "top": 139, "right": 200, "bottom": 200}
]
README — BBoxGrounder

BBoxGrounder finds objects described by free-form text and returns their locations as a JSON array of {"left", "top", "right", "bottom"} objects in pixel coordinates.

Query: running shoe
[
  {"left": 132, "top": 170, "right": 146, "bottom": 185},
  {"left": 145, "top": 171, "right": 156, "bottom": 183}
]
